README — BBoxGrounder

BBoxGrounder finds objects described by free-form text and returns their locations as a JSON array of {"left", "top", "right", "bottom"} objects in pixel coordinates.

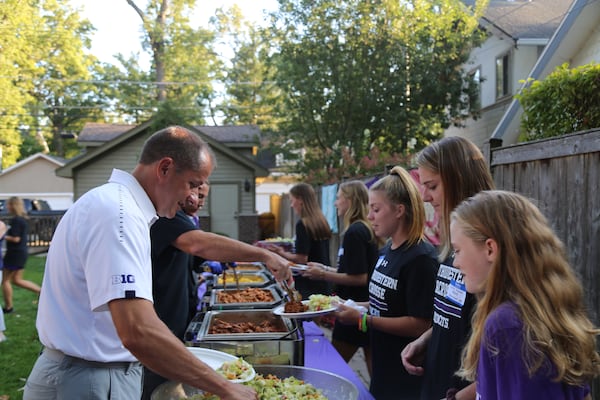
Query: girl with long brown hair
[
  {"left": 303, "top": 180, "right": 379, "bottom": 373},
  {"left": 267, "top": 183, "right": 332, "bottom": 299}
]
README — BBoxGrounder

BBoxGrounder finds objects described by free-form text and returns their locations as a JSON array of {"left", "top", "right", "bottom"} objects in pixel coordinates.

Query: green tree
[
  {"left": 30, "top": 0, "right": 105, "bottom": 159},
  {"left": 0, "top": 0, "right": 42, "bottom": 167},
  {"left": 268, "top": 0, "right": 487, "bottom": 183},
  {"left": 0, "top": 0, "right": 105, "bottom": 163},
  {"left": 125, "top": 0, "right": 218, "bottom": 123},
  {"left": 210, "top": 6, "right": 286, "bottom": 132},
  {"left": 516, "top": 63, "right": 600, "bottom": 141},
  {"left": 98, "top": 56, "right": 158, "bottom": 124}
]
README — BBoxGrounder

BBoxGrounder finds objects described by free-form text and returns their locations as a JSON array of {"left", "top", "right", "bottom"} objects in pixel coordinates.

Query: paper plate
[
  {"left": 186, "top": 347, "right": 255, "bottom": 383},
  {"left": 289, "top": 264, "right": 308, "bottom": 273},
  {"left": 272, "top": 300, "right": 337, "bottom": 319}
]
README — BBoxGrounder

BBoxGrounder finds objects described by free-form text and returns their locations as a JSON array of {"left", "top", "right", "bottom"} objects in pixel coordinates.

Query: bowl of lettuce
[{"left": 151, "top": 365, "right": 358, "bottom": 400}]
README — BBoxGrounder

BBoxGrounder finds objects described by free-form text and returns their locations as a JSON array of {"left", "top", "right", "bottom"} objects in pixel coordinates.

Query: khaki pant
[{"left": 24, "top": 348, "right": 142, "bottom": 400}]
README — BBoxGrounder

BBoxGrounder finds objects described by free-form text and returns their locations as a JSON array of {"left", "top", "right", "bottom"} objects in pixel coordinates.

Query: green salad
[
  {"left": 189, "top": 373, "right": 328, "bottom": 400},
  {"left": 216, "top": 358, "right": 254, "bottom": 381},
  {"left": 307, "top": 294, "right": 341, "bottom": 311}
]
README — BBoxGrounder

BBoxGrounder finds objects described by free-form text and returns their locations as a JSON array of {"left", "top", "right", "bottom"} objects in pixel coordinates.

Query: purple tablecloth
[{"left": 303, "top": 321, "right": 374, "bottom": 400}]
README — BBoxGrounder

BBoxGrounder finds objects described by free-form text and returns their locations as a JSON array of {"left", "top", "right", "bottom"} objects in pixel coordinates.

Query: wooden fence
[
  {"left": 483, "top": 129, "right": 600, "bottom": 324},
  {"left": 484, "top": 128, "right": 600, "bottom": 395},
  {"left": 1, "top": 213, "right": 65, "bottom": 254}
]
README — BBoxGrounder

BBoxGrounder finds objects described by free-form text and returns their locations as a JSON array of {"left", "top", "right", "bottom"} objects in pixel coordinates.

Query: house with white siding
[
  {"left": 491, "top": 0, "right": 600, "bottom": 144},
  {"left": 446, "top": 0, "right": 574, "bottom": 147}
]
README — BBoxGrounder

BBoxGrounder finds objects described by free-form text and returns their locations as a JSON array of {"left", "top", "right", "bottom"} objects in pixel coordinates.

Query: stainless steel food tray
[
  {"left": 209, "top": 284, "right": 284, "bottom": 310},
  {"left": 197, "top": 309, "right": 295, "bottom": 341},
  {"left": 213, "top": 270, "right": 273, "bottom": 288},
  {"left": 231, "top": 262, "right": 267, "bottom": 273}
]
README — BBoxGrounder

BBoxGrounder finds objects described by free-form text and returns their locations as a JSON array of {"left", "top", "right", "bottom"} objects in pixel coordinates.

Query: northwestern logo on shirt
[{"left": 112, "top": 274, "right": 135, "bottom": 284}]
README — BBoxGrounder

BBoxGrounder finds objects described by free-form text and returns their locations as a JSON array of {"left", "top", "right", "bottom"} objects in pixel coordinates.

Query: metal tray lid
[
  {"left": 209, "top": 284, "right": 284, "bottom": 310},
  {"left": 198, "top": 309, "right": 297, "bottom": 341}
]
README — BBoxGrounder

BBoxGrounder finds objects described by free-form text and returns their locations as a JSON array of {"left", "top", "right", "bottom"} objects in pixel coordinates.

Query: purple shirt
[{"left": 476, "top": 302, "right": 589, "bottom": 399}]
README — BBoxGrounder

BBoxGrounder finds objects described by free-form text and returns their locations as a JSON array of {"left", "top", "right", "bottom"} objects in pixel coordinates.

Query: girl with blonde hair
[
  {"left": 2, "top": 197, "right": 41, "bottom": 314},
  {"left": 303, "top": 180, "right": 379, "bottom": 372},
  {"left": 335, "top": 166, "right": 438, "bottom": 399},
  {"left": 451, "top": 190, "right": 599, "bottom": 398}
]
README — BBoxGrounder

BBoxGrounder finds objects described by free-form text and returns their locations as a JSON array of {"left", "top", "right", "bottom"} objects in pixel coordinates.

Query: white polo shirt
[{"left": 37, "top": 169, "right": 158, "bottom": 362}]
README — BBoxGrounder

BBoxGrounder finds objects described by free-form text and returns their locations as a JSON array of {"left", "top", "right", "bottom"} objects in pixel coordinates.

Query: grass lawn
[{"left": 0, "top": 254, "right": 45, "bottom": 400}]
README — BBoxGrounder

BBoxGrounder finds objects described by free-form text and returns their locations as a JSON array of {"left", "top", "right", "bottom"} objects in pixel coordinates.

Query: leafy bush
[{"left": 516, "top": 63, "right": 600, "bottom": 141}]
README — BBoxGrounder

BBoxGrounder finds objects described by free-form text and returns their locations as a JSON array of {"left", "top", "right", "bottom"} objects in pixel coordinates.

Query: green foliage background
[
  {"left": 1, "top": 0, "right": 490, "bottom": 184},
  {"left": 517, "top": 63, "right": 600, "bottom": 141}
]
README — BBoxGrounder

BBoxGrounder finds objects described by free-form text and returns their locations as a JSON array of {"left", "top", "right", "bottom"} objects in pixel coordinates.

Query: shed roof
[
  {"left": 78, "top": 123, "right": 260, "bottom": 146},
  {"left": 58, "top": 122, "right": 268, "bottom": 178}
]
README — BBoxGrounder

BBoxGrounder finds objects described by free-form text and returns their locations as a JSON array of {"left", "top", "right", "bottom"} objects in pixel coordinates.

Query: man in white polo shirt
[{"left": 23, "top": 126, "right": 279, "bottom": 400}]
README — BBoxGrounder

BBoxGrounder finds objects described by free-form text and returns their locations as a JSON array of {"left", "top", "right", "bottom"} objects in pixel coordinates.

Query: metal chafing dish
[
  {"left": 209, "top": 284, "right": 284, "bottom": 310},
  {"left": 213, "top": 270, "right": 273, "bottom": 288},
  {"left": 231, "top": 262, "right": 267, "bottom": 273},
  {"left": 184, "top": 309, "right": 303, "bottom": 366}
]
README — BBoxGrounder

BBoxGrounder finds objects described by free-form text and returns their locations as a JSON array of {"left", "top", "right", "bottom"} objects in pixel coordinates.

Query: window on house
[{"left": 496, "top": 53, "right": 510, "bottom": 99}]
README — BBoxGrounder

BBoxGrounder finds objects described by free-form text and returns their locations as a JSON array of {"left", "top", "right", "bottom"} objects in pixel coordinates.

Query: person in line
[
  {"left": 1, "top": 196, "right": 41, "bottom": 314},
  {"left": 335, "top": 166, "right": 438, "bottom": 400},
  {"left": 180, "top": 181, "right": 210, "bottom": 320},
  {"left": 401, "top": 136, "right": 495, "bottom": 400},
  {"left": 451, "top": 190, "right": 599, "bottom": 398},
  {"left": 23, "top": 126, "right": 279, "bottom": 400},
  {"left": 143, "top": 180, "right": 291, "bottom": 399},
  {"left": 0, "top": 220, "right": 7, "bottom": 342},
  {"left": 302, "top": 180, "right": 379, "bottom": 373},
  {"left": 267, "top": 182, "right": 332, "bottom": 299}
]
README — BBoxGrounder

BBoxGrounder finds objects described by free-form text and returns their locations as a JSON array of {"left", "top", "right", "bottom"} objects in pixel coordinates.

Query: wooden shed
[{"left": 56, "top": 121, "right": 269, "bottom": 242}]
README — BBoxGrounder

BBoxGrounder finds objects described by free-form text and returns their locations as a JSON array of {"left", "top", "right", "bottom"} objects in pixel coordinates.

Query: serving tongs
[
  {"left": 222, "top": 262, "right": 241, "bottom": 290},
  {"left": 280, "top": 278, "right": 302, "bottom": 303},
  {"left": 228, "top": 262, "right": 241, "bottom": 291}
]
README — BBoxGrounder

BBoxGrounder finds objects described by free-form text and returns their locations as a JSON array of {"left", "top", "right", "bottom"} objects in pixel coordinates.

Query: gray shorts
[{"left": 23, "top": 347, "right": 142, "bottom": 400}]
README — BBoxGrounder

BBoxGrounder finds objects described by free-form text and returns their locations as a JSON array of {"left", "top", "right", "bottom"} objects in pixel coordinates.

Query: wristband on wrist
[
  {"left": 361, "top": 313, "right": 368, "bottom": 333},
  {"left": 357, "top": 314, "right": 362, "bottom": 332}
]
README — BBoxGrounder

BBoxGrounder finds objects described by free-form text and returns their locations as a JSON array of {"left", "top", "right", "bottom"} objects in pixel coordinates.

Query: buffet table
[
  {"left": 193, "top": 269, "right": 375, "bottom": 399},
  {"left": 303, "top": 321, "right": 375, "bottom": 400}
]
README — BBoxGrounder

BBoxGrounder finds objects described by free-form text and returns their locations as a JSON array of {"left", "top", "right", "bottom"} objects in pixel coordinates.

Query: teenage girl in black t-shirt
[
  {"left": 266, "top": 183, "right": 332, "bottom": 299},
  {"left": 302, "top": 181, "right": 379, "bottom": 374},
  {"left": 335, "top": 167, "right": 439, "bottom": 400}
]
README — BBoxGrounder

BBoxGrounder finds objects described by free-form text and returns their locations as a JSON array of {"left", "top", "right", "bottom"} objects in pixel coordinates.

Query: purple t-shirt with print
[{"left": 476, "top": 302, "right": 590, "bottom": 399}]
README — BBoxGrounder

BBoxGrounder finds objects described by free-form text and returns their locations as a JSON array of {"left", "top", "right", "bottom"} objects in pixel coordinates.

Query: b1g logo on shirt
[{"left": 112, "top": 274, "right": 135, "bottom": 284}]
